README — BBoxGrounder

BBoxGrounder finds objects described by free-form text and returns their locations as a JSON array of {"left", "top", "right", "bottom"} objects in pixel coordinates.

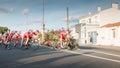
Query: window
[{"left": 112, "top": 29, "right": 116, "bottom": 38}]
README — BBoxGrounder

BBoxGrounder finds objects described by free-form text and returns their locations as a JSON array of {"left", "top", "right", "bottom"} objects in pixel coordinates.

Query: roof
[{"left": 101, "top": 22, "right": 120, "bottom": 28}]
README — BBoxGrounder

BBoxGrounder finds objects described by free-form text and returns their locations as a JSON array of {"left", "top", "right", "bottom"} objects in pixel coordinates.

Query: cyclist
[
  {"left": 21, "top": 31, "right": 29, "bottom": 49},
  {"left": 13, "top": 31, "right": 21, "bottom": 48}
]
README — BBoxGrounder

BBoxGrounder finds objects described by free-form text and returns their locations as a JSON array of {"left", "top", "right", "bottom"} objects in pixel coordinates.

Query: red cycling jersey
[
  {"left": 23, "top": 33, "right": 28, "bottom": 39},
  {"left": 15, "top": 33, "right": 20, "bottom": 40},
  {"left": 60, "top": 34, "right": 65, "bottom": 40},
  {"left": 29, "top": 33, "right": 33, "bottom": 38},
  {"left": 7, "top": 34, "right": 12, "bottom": 41}
]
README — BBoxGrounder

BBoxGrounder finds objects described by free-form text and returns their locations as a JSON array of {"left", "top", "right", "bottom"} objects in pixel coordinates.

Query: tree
[{"left": 0, "top": 26, "right": 9, "bottom": 34}]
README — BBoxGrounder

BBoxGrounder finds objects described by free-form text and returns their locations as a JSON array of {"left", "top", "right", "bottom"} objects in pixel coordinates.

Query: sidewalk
[{"left": 79, "top": 43, "right": 120, "bottom": 50}]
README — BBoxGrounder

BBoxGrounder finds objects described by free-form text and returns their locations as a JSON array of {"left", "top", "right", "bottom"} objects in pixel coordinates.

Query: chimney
[
  {"left": 98, "top": 6, "right": 101, "bottom": 12},
  {"left": 112, "top": 3, "right": 118, "bottom": 9}
]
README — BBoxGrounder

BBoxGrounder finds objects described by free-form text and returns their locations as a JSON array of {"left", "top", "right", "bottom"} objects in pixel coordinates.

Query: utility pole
[
  {"left": 66, "top": 0, "right": 69, "bottom": 30},
  {"left": 42, "top": 0, "right": 45, "bottom": 42}
]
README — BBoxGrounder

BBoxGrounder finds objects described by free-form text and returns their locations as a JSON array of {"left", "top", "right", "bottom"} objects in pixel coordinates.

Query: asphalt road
[{"left": 0, "top": 45, "right": 120, "bottom": 68}]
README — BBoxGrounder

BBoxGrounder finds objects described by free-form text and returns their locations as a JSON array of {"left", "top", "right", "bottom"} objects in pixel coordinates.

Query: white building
[
  {"left": 72, "top": 3, "right": 120, "bottom": 46},
  {"left": 99, "top": 21, "right": 120, "bottom": 46}
]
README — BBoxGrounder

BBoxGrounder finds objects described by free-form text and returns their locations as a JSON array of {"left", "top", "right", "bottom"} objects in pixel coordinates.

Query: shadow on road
[
  {"left": 79, "top": 46, "right": 99, "bottom": 50},
  {"left": 14, "top": 54, "right": 80, "bottom": 68},
  {"left": 0, "top": 46, "right": 81, "bottom": 68}
]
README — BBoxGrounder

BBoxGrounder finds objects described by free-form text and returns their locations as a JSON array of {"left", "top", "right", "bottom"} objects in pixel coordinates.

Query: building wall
[
  {"left": 80, "top": 14, "right": 100, "bottom": 24},
  {"left": 79, "top": 14, "right": 100, "bottom": 44},
  {"left": 80, "top": 8, "right": 120, "bottom": 27},
  {"left": 97, "top": 28, "right": 112, "bottom": 45},
  {"left": 97, "top": 8, "right": 120, "bottom": 46},
  {"left": 97, "top": 27, "right": 120, "bottom": 46},
  {"left": 99, "top": 8, "right": 120, "bottom": 26}
]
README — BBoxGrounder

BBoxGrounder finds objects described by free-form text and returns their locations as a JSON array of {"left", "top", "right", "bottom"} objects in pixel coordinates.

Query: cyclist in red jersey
[
  {"left": 32, "top": 30, "right": 39, "bottom": 43},
  {"left": 5, "top": 31, "right": 13, "bottom": 49},
  {"left": 59, "top": 32, "right": 66, "bottom": 48},
  {"left": 21, "top": 32, "right": 29, "bottom": 49},
  {"left": 21, "top": 29, "right": 34, "bottom": 49},
  {"left": 13, "top": 31, "right": 21, "bottom": 47}
]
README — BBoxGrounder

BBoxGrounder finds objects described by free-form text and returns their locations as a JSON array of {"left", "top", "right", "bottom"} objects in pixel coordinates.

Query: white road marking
[
  {"left": 89, "top": 50, "right": 120, "bottom": 58},
  {"left": 63, "top": 50, "right": 120, "bottom": 63}
]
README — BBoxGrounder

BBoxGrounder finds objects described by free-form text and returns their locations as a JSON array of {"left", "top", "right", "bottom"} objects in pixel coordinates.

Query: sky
[{"left": 0, "top": 0, "right": 120, "bottom": 32}]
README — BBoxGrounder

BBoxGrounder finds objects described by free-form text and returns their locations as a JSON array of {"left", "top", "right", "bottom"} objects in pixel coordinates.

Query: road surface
[{"left": 0, "top": 45, "right": 120, "bottom": 68}]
